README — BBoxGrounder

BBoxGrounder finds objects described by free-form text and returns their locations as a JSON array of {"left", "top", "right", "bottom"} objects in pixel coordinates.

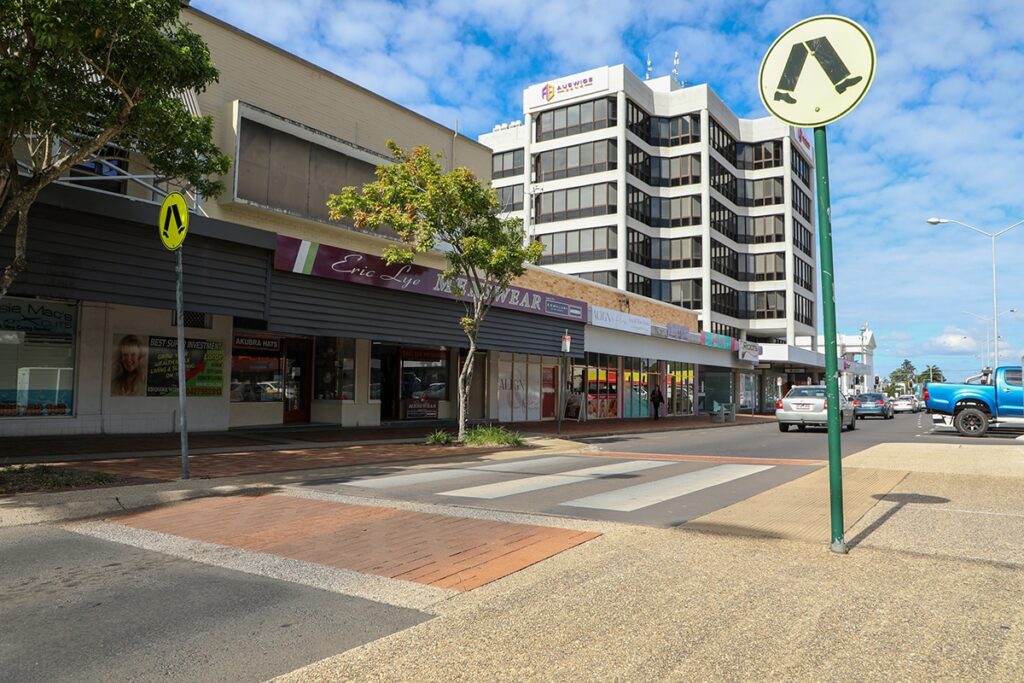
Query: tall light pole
[
  {"left": 963, "top": 308, "right": 1017, "bottom": 369},
  {"left": 928, "top": 217, "right": 1024, "bottom": 367}
]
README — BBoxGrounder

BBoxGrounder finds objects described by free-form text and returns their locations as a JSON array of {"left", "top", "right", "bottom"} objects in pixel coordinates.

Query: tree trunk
[
  {"left": 458, "top": 337, "right": 477, "bottom": 442},
  {"left": 0, "top": 206, "right": 30, "bottom": 299}
]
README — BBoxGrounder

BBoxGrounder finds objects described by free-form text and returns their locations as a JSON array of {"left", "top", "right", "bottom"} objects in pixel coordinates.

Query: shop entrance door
[
  {"left": 282, "top": 338, "right": 312, "bottom": 423},
  {"left": 541, "top": 366, "right": 558, "bottom": 419}
]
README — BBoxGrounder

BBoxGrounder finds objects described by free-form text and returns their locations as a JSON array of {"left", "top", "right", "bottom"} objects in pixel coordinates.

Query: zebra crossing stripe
[
  {"left": 562, "top": 464, "right": 773, "bottom": 512},
  {"left": 338, "top": 456, "right": 587, "bottom": 490},
  {"left": 440, "top": 460, "right": 671, "bottom": 500}
]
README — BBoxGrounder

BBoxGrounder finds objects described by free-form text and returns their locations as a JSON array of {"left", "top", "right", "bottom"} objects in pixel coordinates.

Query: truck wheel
[
  {"left": 954, "top": 407, "right": 989, "bottom": 437},
  {"left": 778, "top": 423, "right": 790, "bottom": 432}
]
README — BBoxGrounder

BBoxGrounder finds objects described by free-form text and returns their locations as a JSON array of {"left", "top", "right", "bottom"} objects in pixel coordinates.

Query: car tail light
[
  {"left": 876, "top": 400, "right": 885, "bottom": 406},
  {"left": 852, "top": 400, "right": 860, "bottom": 406},
  {"left": 823, "top": 399, "right": 827, "bottom": 409},
  {"left": 923, "top": 387, "right": 930, "bottom": 401},
  {"left": 775, "top": 399, "right": 783, "bottom": 410}
]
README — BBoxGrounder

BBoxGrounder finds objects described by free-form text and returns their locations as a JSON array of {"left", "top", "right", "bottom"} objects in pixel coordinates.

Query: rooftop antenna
[
  {"left": 645, "top": 53, "right": 652, "bottom": 80},
  {"left": 672, "top": 50, "right": 680, "bottom": 84}
]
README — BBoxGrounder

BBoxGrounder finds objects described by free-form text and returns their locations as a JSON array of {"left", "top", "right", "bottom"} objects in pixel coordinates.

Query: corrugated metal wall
[
  {"left": 2, "top": 203, "right": 270, "bottom": 319},
  {"left": 270, "top": 271, "right": 584, "bottom": 355}
]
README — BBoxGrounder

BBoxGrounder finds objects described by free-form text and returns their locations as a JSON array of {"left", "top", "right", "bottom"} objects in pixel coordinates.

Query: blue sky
[{"left": 192, "top": 0, "right": 1024, "bottom": 381}]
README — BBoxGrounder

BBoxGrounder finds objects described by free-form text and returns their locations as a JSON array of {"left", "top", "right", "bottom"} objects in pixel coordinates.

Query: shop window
[
  {"left": 230, "top": 335, "right": 283, "bottom": 402},
  {"left": 314, "top": 337, "right": 355, "bottom": 400},
  {"left": 0, "top": 297, "right": 76, "bottom": 417},
  {"left": 401, "top": 347, "right": 448, "bottom": 401}
]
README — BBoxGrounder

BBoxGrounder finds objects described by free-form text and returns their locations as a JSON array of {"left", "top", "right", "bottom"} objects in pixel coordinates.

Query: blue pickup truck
[{"left": 924, "top": 366, "right": 1024, "bottom": 436}]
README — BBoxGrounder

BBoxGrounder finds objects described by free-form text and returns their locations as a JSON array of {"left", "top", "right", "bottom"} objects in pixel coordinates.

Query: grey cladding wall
[
  {"left": 2, "top": 203, "right": 270, "bottom": 318},
  {"left": 270, "top": 271, "right": 584, "bottom": 356}
]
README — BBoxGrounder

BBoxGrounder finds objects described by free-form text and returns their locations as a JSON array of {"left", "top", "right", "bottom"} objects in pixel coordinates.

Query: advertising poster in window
[{"left": 117, "top": 335, "right": 225, "bottom": 397}]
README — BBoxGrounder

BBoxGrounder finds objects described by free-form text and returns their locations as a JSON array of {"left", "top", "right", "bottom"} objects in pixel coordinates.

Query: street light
[
  {"left": 928, "top": 216, "right": 1024, "bottom": 366},
  {"left": 962, "top": 308, "right": 1017, "bottom": 369}
]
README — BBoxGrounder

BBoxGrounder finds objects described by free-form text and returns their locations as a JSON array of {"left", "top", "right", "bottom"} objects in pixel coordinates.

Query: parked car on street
[
  {"left": 892, "top": 395, "right": 918, "bottom": 413},
  {"left": 925, "top": 366, "right": 1024, "bottom": 437},
  {"left": 852, "top": 392, "right": 894, "bottom": 420},
  {"left": 776, "top": 386, "right": 856, "bottom": 432}
]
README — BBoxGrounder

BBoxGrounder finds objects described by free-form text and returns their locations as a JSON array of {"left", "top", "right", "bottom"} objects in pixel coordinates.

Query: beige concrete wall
[
  {"left": 513, "top": 266, "right": 699, "bottom": 330},
  {"left": 181, "top": 8, "right": 490, "bottom": 237}
]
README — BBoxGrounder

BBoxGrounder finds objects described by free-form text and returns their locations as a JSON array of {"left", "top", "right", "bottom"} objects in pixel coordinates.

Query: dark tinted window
[
  {"left": 1005, "top": 369, "right": 1022, "bottom": 386},
  {"left": 860, "top": 393, "right": 885, "bottom": 401},
  {"left": 789, "top": 387, "right": 826, "bottom": 398}
]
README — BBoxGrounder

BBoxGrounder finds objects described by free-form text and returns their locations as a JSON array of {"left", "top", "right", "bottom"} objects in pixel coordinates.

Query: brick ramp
[
  {"left": 684, "top": 466, "right": 907, "bottom": 542},
  {"left": 117, "top": 494, "right": 599, "bottom": 591}
]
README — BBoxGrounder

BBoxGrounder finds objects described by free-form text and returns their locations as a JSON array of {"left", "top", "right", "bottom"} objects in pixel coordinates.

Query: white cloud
[{"left": 925, "top": 327, "right": 979, "bottom": 354}]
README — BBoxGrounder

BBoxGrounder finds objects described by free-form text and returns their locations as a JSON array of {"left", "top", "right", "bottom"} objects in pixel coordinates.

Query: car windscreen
[
  {"left": 788, "top": 388, "right": 826, "bottom": 398},
  {"left": 860, "top": 393, "right": 884, "bottom": 401}
]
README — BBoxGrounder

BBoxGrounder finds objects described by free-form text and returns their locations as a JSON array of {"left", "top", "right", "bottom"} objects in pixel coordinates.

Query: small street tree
[
  {"left": 1, "top": 0, "right": 231, "bottom": 297},
  {"left": 328, "top": 141, "right": 543, "bottom": 441}
]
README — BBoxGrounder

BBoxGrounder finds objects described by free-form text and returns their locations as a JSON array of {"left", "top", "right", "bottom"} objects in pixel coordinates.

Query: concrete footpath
[
  {"left": 271, "top": 441, "right": 1024, "bottom": 681},
  {"left": 2, "top": 439, "right": 1022, "bottom": 680}
]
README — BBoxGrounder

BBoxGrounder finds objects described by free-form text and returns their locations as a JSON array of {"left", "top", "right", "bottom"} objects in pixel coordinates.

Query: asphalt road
[
  {"left": 0, "top": 526, "right": 428, "bottom": 683},
  {"left": 581, "top": 409, "right": 1023, "bottom": 459}
]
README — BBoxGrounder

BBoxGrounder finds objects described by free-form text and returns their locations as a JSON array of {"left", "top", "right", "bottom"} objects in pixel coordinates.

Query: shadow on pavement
[{"left": 846, "top": 492, "right": 951, "bottom": 549}]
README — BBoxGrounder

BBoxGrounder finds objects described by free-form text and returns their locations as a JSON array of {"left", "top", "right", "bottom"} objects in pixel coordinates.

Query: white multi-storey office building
[{"left": 480, "top": 65, "right": 819, "bottom": 350}]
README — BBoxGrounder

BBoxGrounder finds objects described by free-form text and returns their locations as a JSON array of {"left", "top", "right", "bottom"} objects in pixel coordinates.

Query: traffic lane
[
  {"left": 580, "top": 412, "right": 925, "bottom": 460},
  {"left": 0, "top": 526, "right": 428, "bottom": 683}
]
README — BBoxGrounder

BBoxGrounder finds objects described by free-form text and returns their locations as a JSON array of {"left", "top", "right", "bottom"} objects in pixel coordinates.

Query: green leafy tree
[
  {"left": 328, "top": 141, "right": 544, "bottom": 441},
  {"left": 886, "top": 358, "right": 917, "bottom": 396},
  {"left": 0, "top": 0, "right": 231, "bottom": 297},
  {"left": 917, "top": 365, "right": 945, "bottom": 384}
]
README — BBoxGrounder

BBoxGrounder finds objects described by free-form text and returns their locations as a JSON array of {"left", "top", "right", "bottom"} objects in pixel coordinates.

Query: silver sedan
[{"left": 776, "top": 386, "right": 856, "bottom": 432}]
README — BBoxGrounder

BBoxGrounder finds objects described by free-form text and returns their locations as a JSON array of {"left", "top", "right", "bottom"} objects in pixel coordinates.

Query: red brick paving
[
  {"left": 59, "top": 443, "right": 507, "bottom": 481},
  {"left": 118, "top": 494, "right": 599, "bottom": 591}
]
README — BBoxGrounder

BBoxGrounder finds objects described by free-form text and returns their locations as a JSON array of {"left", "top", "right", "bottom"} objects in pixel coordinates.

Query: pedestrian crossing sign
[
  {"left": 759, "top": 15, "right": 875, "bottom": 128},
  {"left": 158, "top": 192, "right": 190, "bottom": 251}
]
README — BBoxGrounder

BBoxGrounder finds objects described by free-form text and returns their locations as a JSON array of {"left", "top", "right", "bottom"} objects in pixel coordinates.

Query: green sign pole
[
  {"left": 813, "top": 126, "right": 845, "bottom": 553},
  {"left": 175, "top": 246, "right": 190, "bottom": 480}
]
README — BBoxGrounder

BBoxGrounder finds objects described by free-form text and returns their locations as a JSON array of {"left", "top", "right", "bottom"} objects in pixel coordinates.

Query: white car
[{"left": 892, "top": 395, "right": 917, "bottom": 413}]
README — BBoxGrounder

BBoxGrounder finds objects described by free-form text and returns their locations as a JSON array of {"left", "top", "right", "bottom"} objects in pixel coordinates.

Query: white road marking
[
  {"left": 440, "top": 460, "right": 670, "bottom": 499},
  {"left": 562, "top": 464, "right": 774, "bottom": 512},
  {"left": 337, "top": 456, "right": 586, "bottom": 489}
]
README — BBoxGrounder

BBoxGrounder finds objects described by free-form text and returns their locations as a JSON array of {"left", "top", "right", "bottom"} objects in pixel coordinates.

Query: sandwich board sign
[{"left": 759, "top": 15, "right": 875, "bottom": 128}]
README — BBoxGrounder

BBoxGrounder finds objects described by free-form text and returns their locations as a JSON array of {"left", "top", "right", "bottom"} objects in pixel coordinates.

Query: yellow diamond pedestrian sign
[
  {"left": 759, "top": 15, "right": 875, "bottom": 128},
  {"left": 158, "top": 192, "right": 189, "bottom": 251}
]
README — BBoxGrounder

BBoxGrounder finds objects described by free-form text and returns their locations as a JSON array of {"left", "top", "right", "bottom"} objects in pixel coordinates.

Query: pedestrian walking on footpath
[{"left": 650, "top": 384, "right": 664, "bottom": 420}]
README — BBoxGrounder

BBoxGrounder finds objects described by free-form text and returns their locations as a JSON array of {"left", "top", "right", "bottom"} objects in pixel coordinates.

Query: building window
[
  {"left": 754, "top": 291, "right": 787, "bottom": 319},
  {"left": 795, "top": 222, "right": 814, "bottom": 257},
  {"left": 537, "top": 226, "right": 617, "bottom": 264},
  {"left": 0, "top": 297, "right": 77, "bottom": 417},
  {"left": 792, "top": 183, "right": 812, "bottom": 220},
  {"left": 709, "top": 117, "right": 737, "bottom": 163},
  {"left": 535, "top": 182, "right": 616, "bottom": 223},
  {"left": 625, "top": 143, "right": 700, "bottom": 186},
  {"left": 792, "top": 148, "right": 811, "bottom": 186},
  {"left": 736, "top": 140, "right": 783, "bottom": 170},
  {"left": 711, "top": 281, "right": 740, "bottom": 318},
  {"left": 627, "top": 229, "right": 701, "bottom": 269},
  {"left": 314, "top": 337, "right": 355, "bottom": 400},
  {"left": 628, "top": 101, "right": 700, "bottom": 146},
  {"left": 536, "top": 97, "right": 617, "bottom": 141},
  {"left": 231, "top": 335, "right": 284, "bottom": 403},
  {"left": 627, "top": 271, "right": 651, "bottom": 298},
  {"left": 573, "top": 352, "right": 619, "bottom": 419},
  {"left": 492, "top": 149, "right": 524, "bottom": 179},
  {"left": 535, "top": 139, "right": 616, "bottom": 181},
  {"left": 650, "top": 279, "right": 702, "bottom": 309},
  {"left": 711, "top": 239, "right": 739, "bottom": 280},
  {"left": 711, "top": 322, "right": 740, "bottom": 338},
  {"left": 709, "top": 158, "right": 737, "bottom": 203},
  {"left": 496, "top": 184, "right": 524, "bottom": 211},
  {"left": 794, "top": 255, "right": 814, "bottom": 292},
  {"left": 753, "top": 252, "right": 786, "bottom": 281},
  {"left": 796, "top": 293, "right": 814, "bottom": 326},
  {"left": 737, "top": 176, "right": 784, "bottom": 207},
  {"left": 626, "top": 185, "right": 701, "bottom": 227},
  {"left": 576, "top": 271, "right": 618, "bottom": 287},
  {"left": 70, "top": 144, "right": 129, "bottom": 194}
]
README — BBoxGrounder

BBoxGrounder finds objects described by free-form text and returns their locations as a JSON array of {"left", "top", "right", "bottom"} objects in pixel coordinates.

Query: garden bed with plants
[
  {"left": 0, "top": 464, "right": 123, "bottom": 495},
  {"left": 425, "top": 425, "right": 524, "bottom": 448}
]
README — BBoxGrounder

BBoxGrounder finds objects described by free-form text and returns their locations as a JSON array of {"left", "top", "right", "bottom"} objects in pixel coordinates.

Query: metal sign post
[
  {"left": 759, "top": 15, "right": 876, "bottom": 554},
  {"left": 558, "top": 331, "right": 571, "bottom": 435},
  {"left": 158, "top": 192, "right": 191, "bottom": 480}
]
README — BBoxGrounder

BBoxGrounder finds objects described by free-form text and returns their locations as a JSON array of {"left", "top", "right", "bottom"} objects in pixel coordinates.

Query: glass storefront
[
  {"left": 623, "top": 357, "right": 657, "bottom": 418},
  {"left": 230, "top": 334, "right": 283, "bottom": 402},
  {"left": 314, "top": 337, "right": 355, "bottom": 400},
  {"left": 371, "top": 343, "right": 449, "bottom": 420},
  {"left": 665, "top": 361, "right": 695, "bottom": 416},
  {"left": 700, "top": 368, "right": 734, "bottom": 412},
  {"left": 571, "top": 353, "right": 619, "bottom": 419},
  {"left": 0, "top": 297, "right": 76, "bottom": 417}
]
